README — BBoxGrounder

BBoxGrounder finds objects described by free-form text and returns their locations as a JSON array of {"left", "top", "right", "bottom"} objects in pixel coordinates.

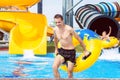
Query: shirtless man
[
  {"left": 100, "top": 26, "right": 111, "bottom": 41},
  {"left": 52, "top": 14, "right": 90, "bottom": 78},
  {"left": 13, "top": 66, "right": 28, "bottom": 77},
  {"left": 17, "top": 61, "right": 32, "bottom": 64}
]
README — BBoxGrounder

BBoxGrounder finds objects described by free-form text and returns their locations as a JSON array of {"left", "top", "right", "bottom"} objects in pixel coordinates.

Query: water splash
[
  {"left": 23, "top": 49, "right": 37, "bottom": 59},
  {"left": 99, "top": 47, "right": 120, "bottom": 61}
]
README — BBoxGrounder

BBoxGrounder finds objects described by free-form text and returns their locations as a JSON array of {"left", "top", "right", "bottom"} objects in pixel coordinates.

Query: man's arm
[
  {"left": 108, "top": 26, "right": 111, "bottom": 36},
  {"left": 71, "top": 29, "right": 92, "bottom": 59},
  {"left": 71, "top": 29, "right": 87, "bottom": 52}
]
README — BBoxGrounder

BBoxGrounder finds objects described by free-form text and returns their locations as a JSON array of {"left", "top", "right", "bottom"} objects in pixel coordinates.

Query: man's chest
[{"left": 56, "top": 31, "right": 71, "bottom": 40}]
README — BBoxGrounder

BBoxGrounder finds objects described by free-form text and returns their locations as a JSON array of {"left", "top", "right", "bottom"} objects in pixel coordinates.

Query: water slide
[
  {"left": 47, "top": 26, "right": 54, "bottom": 37},
  {"left": 75, "top": 2, "right": 120, "bottom": 36},
  {"left": 0, "top": 0, "right": 51, "bottom": 55},
  {"left": 0, "top": 0, "right": 40, "bottom": 10},
  {"left": 75, "top": 1, "right": 120, "bottom": 48}
]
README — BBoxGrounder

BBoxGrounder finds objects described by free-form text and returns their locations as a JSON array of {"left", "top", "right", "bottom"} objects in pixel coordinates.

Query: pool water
[{"left": 0, "top": 48, "right": 120, "bottom": 78}]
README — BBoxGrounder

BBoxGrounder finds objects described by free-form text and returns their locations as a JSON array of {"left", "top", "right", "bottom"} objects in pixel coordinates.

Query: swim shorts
[{"left": 58, "top": 48, "right": 76, "bottom": 64}]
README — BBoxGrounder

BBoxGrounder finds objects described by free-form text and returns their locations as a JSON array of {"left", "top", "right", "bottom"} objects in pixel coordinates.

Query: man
[
  {"left": 52, "top": 14, "right": 90, "bottom": 78},
  {"left": 100, "top": 26, "right": 111, "bottom": 41}
]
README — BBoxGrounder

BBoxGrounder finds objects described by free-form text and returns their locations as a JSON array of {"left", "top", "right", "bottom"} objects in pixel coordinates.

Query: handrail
[{"left": 66, "top": 0, "right": 83, "bottom": 15}]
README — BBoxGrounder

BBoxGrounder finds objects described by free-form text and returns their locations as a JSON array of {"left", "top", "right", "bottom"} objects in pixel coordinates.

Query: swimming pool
[{"left": 0, "top": 48, "right": 120, "bottom": 79}]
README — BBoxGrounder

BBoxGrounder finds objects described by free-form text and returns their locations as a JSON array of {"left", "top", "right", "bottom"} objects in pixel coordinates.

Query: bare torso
[
  {"left": 100, "top": 35, "right": 109, "bottom": 40},
  {"left": 54, "top": 25, "right": 74, "bottom": 49}
]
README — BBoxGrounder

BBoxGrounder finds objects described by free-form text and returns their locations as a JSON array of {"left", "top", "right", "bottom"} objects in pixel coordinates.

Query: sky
[{"left": 29, "top": 0, "right": 118, "bottom": 29}]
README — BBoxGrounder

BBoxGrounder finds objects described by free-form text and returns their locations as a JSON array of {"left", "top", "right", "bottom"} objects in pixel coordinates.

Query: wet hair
[{"left": 54, "top": 14, "right": 63, "bottom": 20}]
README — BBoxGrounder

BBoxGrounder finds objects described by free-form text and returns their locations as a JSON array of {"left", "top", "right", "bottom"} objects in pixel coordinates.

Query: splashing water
[
  {"left": 23, "top": 49, "right": 37, "bottom": 59},
  {"left": 99, "top": 47, "right": 120, "bottom": 61}
]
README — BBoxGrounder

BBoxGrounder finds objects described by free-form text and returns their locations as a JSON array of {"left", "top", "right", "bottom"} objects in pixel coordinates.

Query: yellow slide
[
  {"left": 0, "top": 0, "right": 40, "bottom": 10},
  {"left": 0, "top": 12, "right": 47, "bottom": 55},
  {"left": 47, "top": 26, "right": 54, "bottom": 37},
  {"left": 0, "top": 0, "right": 50, "bottom": 55}
]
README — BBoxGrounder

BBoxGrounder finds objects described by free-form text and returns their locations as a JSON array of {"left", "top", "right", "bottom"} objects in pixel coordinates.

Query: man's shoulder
[{"left": 65, "top": 25, "right": 73, "bottom": 29}]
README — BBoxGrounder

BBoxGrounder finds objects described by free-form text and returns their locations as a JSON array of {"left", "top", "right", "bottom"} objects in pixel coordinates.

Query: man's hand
[{"left": 82, "top": 51, "right": 91, "bottom": 60}]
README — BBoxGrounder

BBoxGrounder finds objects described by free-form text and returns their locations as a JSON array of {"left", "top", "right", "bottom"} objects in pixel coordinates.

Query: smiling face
[
  {"left": 54, "top": 18, "right": 64, "bottom": 28},
  {"left": 54, "top": 14, "right": 64, "bottom": 28}
]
